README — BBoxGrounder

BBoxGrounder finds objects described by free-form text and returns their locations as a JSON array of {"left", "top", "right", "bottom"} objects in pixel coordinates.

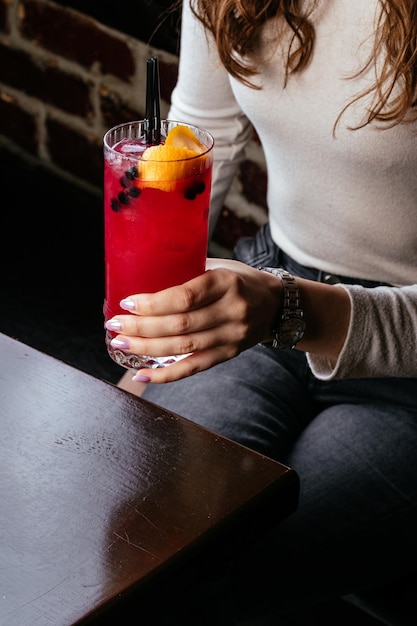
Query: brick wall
[{"left": 0, "top": 0, "right": 267, "bottom": 253}]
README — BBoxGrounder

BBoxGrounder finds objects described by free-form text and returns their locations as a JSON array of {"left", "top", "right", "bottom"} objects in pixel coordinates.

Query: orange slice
[
  {"left": 137, "top": 125, "right": 206, "bottom": 192},
  {"left": 165, "top": 125, "right": 206, "bottom": 153}
]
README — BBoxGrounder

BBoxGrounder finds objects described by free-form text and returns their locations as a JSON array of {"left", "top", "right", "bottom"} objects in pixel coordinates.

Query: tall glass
[{"left": 103, "top": 119, "right": 214, "bottom": 370}]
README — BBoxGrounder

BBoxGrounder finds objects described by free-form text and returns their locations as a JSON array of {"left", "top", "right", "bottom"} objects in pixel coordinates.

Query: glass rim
[{"left": 103, "top": 119, "right": 214, "bottom": 160}]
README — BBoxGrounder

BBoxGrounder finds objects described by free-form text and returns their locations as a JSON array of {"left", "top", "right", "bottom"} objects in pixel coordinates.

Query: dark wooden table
[{"left": 0, "top": 332, "right": 299, "bottom": 625}]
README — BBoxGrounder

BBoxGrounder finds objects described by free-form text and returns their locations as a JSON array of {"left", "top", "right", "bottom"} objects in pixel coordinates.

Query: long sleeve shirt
[{"left": 168, "top": 0, "right": 417, "bottom": 380}]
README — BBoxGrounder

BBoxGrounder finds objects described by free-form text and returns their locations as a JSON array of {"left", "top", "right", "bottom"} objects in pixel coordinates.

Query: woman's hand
[{"left": 105, "top": 258, "right": 282, "bottom": 384}]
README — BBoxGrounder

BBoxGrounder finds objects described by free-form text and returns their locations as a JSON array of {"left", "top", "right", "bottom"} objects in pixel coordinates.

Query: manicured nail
[
  {"left": 120, "top": 298, "right": 135, "bottom": 311},
  {"left": 132, "top": 373, "right": 151, "bottom": 383},
  {"left": 105, "top": 319, "right": 122, "bottom": 331},
  {"left": 110, "top": 338, "right": 130, "bottom": 350}
]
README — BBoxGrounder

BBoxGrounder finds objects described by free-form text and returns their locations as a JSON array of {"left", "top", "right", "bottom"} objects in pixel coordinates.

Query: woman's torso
[{"left": 229, "top": 0, "right": 417, "bottom": 286}]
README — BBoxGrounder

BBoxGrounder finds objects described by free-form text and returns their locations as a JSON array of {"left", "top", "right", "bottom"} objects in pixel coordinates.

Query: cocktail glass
[{"left": 103, "top": 119, "right": 214, "bottom": 370}]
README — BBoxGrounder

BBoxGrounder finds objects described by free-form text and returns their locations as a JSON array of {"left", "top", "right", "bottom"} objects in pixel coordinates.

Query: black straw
[{"left": 145, "top": 56, "right": 161, "bottom": 145}]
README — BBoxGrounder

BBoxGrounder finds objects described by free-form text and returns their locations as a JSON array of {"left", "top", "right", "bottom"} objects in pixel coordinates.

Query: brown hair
[{"left": 189, "top": 0, "right": 417, "bottom": 130}]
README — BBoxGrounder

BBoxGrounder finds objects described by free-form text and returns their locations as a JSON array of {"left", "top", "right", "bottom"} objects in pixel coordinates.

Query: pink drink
[{"left": 103, "top": 120, "right": 214, "bottom": 369}]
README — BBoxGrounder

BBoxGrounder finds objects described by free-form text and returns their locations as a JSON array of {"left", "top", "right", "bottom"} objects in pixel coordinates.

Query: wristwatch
[{"left": 258, "top": 267, "right": 306, "bottom": 349}]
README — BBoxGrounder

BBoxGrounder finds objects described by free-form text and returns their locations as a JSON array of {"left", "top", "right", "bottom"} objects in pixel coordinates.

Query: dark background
[
  {"left": 56, "top": 0, "right": 182, "bottom": 55},
  {"left": 0, "top": 147, "right": 123, "bottom": 384}
]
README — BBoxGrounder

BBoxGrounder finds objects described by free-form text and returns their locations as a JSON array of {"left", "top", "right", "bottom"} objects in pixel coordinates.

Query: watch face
[{"left": 274, "top": 316, "right": 305, "bottom": 349}]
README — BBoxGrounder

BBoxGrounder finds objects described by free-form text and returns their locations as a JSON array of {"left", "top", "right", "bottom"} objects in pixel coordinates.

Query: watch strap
[{"left": 258, "top": 267, "right": 305, "bottom": 349}]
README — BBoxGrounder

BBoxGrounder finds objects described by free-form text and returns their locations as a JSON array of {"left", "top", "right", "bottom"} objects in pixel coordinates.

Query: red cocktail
[{"left": 103, "top": 120, "right": 214, "bottom": 369}]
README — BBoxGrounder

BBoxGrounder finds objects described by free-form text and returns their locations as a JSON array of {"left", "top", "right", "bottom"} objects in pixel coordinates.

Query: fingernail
[
  {"left": 120, "top": 298, "right": 135, "bottom": 311},
  {"left": 132, "top": 373, "right": 151, "bottom": 383},
  {"left": 105, "top": 319, "right": 122, "bottom": 331},
  {"left": 110, "top": 338, "right": 130, "bottom": 350}
]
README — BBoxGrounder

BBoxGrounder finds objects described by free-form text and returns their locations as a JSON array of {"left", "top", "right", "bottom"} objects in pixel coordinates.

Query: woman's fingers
[
  {"left": 120, "top": 267, "right": 229, "bottom": 317},
  {"left": 133, "top": 345, "right": 235, "bottom": 385},
  {"left": 109, "top": 321, "right": 244, "bottom": 360},
  {"left": 107, "top": 300, "right": 220, "bottom": 339},
  {"left": 104, "top": 259, "right": 282, "bottom": 383}
]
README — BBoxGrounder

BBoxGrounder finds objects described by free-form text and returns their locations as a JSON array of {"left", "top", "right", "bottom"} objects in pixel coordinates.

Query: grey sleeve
[{"left": 307, "top": 284, "right": 417, "bottom": 380}]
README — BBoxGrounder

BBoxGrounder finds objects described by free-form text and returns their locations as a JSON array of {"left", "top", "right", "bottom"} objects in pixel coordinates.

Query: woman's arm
[
  {"left": 106, "top": 259, "right": 350, "bottom": 384},
  {"left": 307, "top": 283, "right": 417, "bottom": 379},
  {"left": 168, "top": 0, "right": 254, "bottom": 237},
  {"left": 106, "top": 260, "right": 417, "bottom": 384}
]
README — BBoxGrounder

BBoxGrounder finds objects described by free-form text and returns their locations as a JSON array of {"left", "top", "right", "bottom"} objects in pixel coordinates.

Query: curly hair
[{"left": 189, "top": 0, "right": 417, "bottom": 129}]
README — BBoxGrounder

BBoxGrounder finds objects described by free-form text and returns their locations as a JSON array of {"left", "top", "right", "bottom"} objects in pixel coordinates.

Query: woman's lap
[
  {"left": 142, "top": 344, "right": 417, "bottom": 461},
  {"left": 143, "top": 347, "right": 417, "bottom": 618},
  {"left": 234, "top": 401, "right": 417, "bottom": 618},
  {"left": 143, "top": 345, "right": 318, "bottom": 458}
]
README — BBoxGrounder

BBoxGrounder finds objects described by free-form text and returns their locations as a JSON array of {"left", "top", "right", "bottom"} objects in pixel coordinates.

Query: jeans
[{"left": 143, "top": 224, "right": 417, "bottom": 623}]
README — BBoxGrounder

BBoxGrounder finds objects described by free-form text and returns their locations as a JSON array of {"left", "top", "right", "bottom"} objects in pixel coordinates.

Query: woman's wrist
[{"left": 296, "top": 278, "right": 351, "bottom": 362}]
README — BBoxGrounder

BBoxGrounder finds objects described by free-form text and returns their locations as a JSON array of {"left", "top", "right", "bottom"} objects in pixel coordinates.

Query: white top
[{"left": 168, "top": 0, "right": 417, "bottom": 379}]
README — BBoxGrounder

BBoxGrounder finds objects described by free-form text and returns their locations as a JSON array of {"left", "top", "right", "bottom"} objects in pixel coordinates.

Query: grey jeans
[{"left": 143, "top": 224, "right": 417, "bottom": 623}]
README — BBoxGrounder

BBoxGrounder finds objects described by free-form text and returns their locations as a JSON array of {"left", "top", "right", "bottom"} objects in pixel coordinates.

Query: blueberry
[
  {"left": 111, "top": 198, "right": 122, "bottom": 212},
  {"left": 184, "top": 180, "right": 206, "bottom": 200},
  {"left": 118, "top": 191, "right": 130, "bottom": 205},
  {"left": 195, "top": 181, "right": 206, "bottom": 194},
  {"left": 125, "top": 166, "right": 138, "bottom": 180},
  {"left": 184, "top": 188, "right": 197, "bottom": 200},
  {"left": 120, "top": 175, "right": 133, "bottom": 188},
  {"left": 129, "top": 186, "right": 141, "bottom": 198}
]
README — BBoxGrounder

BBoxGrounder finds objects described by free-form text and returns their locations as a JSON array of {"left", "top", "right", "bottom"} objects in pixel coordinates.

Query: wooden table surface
[{"left": 0, "top": 332, "right": 299, "bottom": 625}]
